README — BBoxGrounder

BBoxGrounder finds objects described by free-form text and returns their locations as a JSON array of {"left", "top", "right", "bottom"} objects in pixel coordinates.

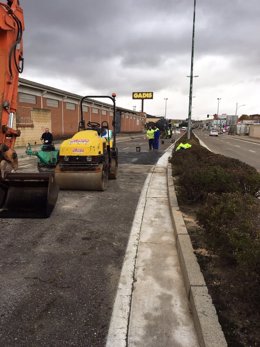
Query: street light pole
[
  {"left": 217, "top": 97, "right": 221, "bottom": 116},
  {"left": 187, "top": 0, "right": 197, "bottom": 140},
  {"left": 164, "top": 98, "right": 168, "bottom": 118},
  {"left": 235, "top": 102, "right": 245, "bottom": 116}
]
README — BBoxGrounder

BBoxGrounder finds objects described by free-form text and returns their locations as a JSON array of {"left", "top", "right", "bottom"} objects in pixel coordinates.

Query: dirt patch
[{"left": 180, "top": 204, "right": 260, "bottom": 347}]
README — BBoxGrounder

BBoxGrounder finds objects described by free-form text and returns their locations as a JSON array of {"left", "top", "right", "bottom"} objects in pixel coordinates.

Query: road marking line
[
  {"left": 106, "top": 172, "right": 152, "bottom": 347},
  {"left": 249, "top": 149, "right": 256, "bottom": 153},
  {"left": 227, "top": 137, "right": 260, "bottom": 146}
]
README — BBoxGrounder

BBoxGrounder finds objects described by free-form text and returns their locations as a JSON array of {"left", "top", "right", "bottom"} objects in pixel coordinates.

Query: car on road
[{"left": 209, "top": 129, "right": 219, "bottom": 136}]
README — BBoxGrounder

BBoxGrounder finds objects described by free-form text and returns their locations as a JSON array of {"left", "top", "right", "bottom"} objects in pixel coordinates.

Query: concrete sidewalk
[{"left": 106, "top": 145, "right": 227, "bottom": 346}]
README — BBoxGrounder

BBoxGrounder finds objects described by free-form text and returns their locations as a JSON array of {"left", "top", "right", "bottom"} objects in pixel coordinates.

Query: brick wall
[
  {"left": 14, "top": 109, "right": 51, "bottom": 146},
  {"left": 63, "top": 103, "right": 79, "bottom": 136},
  {"left": 43, "top": 98, "right": 63, "bottom": 137},
  {"left": 16, "top": 81, "right": 145, "bottom": 144}
]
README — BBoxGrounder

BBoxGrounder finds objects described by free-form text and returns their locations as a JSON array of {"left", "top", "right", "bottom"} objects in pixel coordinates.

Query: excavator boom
[
  {"left": 0, "top": 1, "right": 58, "bottom": 218},
  {"left": 0, "top": 0, "right": 23, "bottom": 149}
]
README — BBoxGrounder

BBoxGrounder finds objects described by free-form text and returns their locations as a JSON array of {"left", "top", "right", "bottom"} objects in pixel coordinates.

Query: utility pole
[
  {"left": 187, "top": 0, "right": 197, "bottom": 140},
  {"left": 235, "top": 102, "right": 245, "bottom": 116},
  {"left": 217, "top": 97, "right": 221, "bottom": 116},
  {"left": 164, "top": 98, "right": 168, "bottom": 118}
]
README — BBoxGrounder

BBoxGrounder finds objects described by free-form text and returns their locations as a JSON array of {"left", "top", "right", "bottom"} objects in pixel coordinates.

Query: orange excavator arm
[
  {"left": 0, "top": 0, "right": 24, "bottom": 174},
  {"left": 0, "top": 1, "right": 59, "bottom": 218}
]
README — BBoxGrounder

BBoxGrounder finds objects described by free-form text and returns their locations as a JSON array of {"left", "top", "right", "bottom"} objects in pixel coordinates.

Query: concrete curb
[{"left": 166, "top": 164, "right": 227, "bottom": 347}]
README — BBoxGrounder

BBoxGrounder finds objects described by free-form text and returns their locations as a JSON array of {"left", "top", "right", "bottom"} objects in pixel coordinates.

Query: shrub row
[
  {"left": 171, "top": 137, "right": 260, "bottom": 203},
  {"left": 170, "top": 132, "right": 260, "bottom": 275},
  {"left": 197, "top": 192, "right": 260, "bottom": 272}
]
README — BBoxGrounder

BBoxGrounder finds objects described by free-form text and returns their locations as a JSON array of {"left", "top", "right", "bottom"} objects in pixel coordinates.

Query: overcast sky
[{"left": 21, "top": 0, "right": 260, "bottom": 119}]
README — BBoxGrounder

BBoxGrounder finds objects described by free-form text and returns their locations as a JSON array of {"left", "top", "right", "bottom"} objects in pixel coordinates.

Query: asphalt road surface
[
  {"left": 0, "top": 135, "right": 174, "bottom": 347},
  {"left": 194, "top": 129, "right": 260, "bottom": 172}
]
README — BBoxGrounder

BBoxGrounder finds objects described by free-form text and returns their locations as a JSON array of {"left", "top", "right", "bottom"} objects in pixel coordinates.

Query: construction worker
[
  {"left": 146, "top": 126, "right": 155, "bottom": 151},
  {"left": 41, "top": 128, "right": 53, "bottom": 145},
  {"left": 153, "top": 125, "right": 160, "bottom": 150},
  {"left": 40, "top": 128, "right": 55, "bottom": 151}
]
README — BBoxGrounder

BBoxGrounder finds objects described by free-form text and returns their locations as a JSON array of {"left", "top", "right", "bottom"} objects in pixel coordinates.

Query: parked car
[{"left": 209, "top": 129, "right": 219, "bottom": 136}]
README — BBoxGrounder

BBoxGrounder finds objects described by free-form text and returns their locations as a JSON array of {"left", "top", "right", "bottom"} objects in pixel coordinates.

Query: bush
[
  {"left": 178, "top": 165, "right": 238, "bottom": 202},
  {"left": 197, "top": 192, "right": 260, "bottom": 273},
  {"left": 171, "top": 137, "right": 260, "bottom": 202},
  {"left": 171, "top": 142, "right": 211, "bottom": 176}
]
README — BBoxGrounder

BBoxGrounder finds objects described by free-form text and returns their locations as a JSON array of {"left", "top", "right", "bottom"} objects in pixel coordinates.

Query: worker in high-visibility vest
[
  {"left": 146, "top": 126, "right": 155, "bottom": 151},
  {"left": 153, "top": 126, "right": 160, "bottom": 150},
  {"left": 175, "top": 142, "right": 192, "bottom": 151}
]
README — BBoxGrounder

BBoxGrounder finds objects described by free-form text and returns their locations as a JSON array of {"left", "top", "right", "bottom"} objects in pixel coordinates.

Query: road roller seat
[{"left": 86, "top": 121, "right": 101, "bottom": 134}]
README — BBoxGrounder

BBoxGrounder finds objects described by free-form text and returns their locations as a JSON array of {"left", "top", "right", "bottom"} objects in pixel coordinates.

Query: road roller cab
[{"left": 55, "top": 94, "right": 118, "bottom": 191}]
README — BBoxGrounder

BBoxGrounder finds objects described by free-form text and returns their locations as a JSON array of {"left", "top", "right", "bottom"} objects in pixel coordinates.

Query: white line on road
[
  {"left": 234, "top": 145, "right": 241, "bottom": 148},
  {"left": 249, "top": 149, "right": 256, "bottom": 153},
  {"left": 106, "top": 172, "right": 152, "bottom": 347},
  {"left": 225, "top": 137, "right": 260, "bottom": 146}
]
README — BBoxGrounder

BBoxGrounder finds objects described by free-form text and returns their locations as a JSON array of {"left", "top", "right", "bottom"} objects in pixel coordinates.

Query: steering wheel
[{"left": 87, "top": 121, "right": 100, "bottom": 128}]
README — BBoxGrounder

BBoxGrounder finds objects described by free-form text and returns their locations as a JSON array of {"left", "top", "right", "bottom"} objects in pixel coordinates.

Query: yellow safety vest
[
  {"left": 146, "top": 129, "right": 155, "bottom": 139},
  {"left": 176, "top": 142, "right": 192, "bottom": 151}
]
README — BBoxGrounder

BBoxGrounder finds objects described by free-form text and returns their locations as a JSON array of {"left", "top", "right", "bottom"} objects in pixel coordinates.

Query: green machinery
[{"left": 26, "top": 143, "right": 59, "bottom": 172}]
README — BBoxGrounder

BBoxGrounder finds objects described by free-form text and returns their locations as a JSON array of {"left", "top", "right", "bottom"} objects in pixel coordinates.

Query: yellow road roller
[{"left": 55, "top": 94, "right": 118, "bottom": 190}]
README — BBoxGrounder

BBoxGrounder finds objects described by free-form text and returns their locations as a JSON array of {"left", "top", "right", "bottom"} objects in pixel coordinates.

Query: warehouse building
[{"left": 15, "top": 78, "right": 145, "bottom": 146}]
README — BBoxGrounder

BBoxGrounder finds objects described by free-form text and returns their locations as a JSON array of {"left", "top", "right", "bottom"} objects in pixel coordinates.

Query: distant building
[{"left": 226, "top": 115, "right": 238, "bottom": 126}]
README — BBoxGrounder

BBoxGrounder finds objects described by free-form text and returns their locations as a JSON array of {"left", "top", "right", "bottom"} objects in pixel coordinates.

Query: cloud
[{"left": 21, "top": 0, "right": 260, "bottom": 118}]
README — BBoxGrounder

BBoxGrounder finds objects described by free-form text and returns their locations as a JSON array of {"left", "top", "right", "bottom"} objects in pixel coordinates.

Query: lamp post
[
  {"left": 187, "top": 0, "right": 197, "bottom": 140},
  {"left": 217, "top": 97, "right": 221, "bottom": 116},
  {"left": 235, "top": 103, "right": 245, "bottom": 116},
  {"left": 164, "top": 98, "right": 168, "bottom": 118}
]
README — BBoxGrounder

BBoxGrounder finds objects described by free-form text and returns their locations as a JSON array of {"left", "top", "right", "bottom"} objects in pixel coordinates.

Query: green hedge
[
  {"left": 197, "top": 192, "right": 260, "bottom": 272},
  {"left": 171, "top": 138, "right": 260, "bottom": 203},
  {"left": 170, "top": 131, "right": 260, "bottom": 276}
]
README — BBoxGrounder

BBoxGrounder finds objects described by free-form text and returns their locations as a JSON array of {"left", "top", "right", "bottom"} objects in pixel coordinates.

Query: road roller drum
[
  {"left": 0, "top": 172, "right": 59, "bottom": 218},
  {"left": 55, "top": 164, "right": 108, "bottom": 191}
]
